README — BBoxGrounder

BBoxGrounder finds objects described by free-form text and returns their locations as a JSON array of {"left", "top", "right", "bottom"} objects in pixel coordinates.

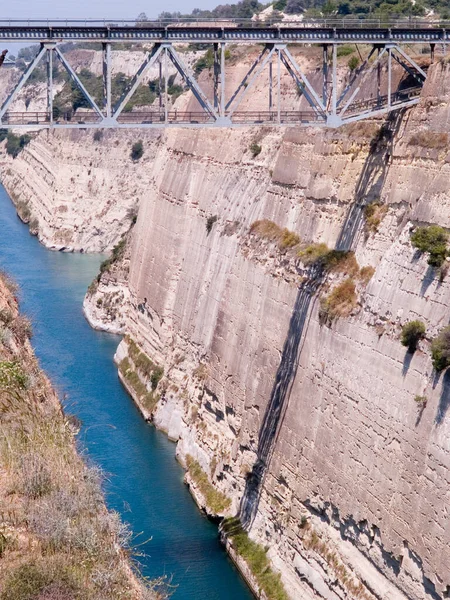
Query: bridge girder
[{"left": 0, "top": 34, "right": 427, "bottom": 129}]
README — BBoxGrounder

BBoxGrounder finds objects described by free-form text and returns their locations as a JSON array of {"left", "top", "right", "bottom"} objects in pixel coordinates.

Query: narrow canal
[{"left": 0, "top": 185, "right": 253, "bottom": 600}]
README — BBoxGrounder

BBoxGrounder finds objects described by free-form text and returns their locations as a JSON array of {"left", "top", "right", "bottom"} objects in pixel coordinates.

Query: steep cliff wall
[
  {"left": 2, "top": 44, "right": 449, "bottom": 600},
  {"left": 108, "top": 63, "right": 450, "bottom": 600}
]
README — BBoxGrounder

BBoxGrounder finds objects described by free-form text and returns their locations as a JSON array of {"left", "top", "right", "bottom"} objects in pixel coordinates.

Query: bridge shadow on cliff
[
  {"left": 239, "top": 110, "right": 406, "bottom": 528},
  {"left": 336, "top": 110, "right": 405, "bottom": 252}
]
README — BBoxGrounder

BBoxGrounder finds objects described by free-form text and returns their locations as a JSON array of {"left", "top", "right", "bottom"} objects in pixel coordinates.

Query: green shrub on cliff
[
  {"left": 186, "top": 455, "right": 231, "bottom": 514},
  {"left": 411, "top": 225, "right": 448, "bottom": 267},
  {"left": 131, "top": 140, "right": 144, "bottom": 161},
  {"left": 222, "top": 517, "right": 288, "bottom": 600},
  {"left": 431, "top": 325, "right": 450, "bottom": 371},
  {"left": 401, "top": 320, "right": 426, "bottom": 353},
  {"left": 348, "top": 55, "right": 359, "bottom": 71},
  {"left": 5, "top": 132, "right": 31, "bottom": 158}
]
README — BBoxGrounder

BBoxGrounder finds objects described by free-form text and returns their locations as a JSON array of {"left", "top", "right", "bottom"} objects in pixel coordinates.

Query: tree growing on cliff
[
  {"left": 131, "top": 140, "right": 144, "bottom": 161},
  {"left": 431, "top": 326, "right": 450, "bottom": 371},
  {"left": 410, "top": 225, "right": 448, "bottom": 268},
  {"left": 401, "top": 320, "right": 426, "bottom": 353}
]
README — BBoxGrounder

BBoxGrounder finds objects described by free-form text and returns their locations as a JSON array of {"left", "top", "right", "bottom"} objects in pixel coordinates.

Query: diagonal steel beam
[
  {"left": 54, "top": 46, "right": 103, "bottom": 119},
  {"left": 227, "top": 45, "right": 277, "bottom": 118},
  {"left": 279, "top": 51, "right": 326, "bottom": 117},
  {"left": 339, "top": 48, "right": 386, "bottom": 118},
  {"left": 394, "top": 45, "right": 427, "bottom": 80},
  {"left": 282, "top": 47, "right": 326, "bottom": 113},
  {"left": 391, "top": 51, "right": 426, "bottom": 86},
  {"left": 167, "top": 45, "right": 218, "bottom": 120},
  {"left": 337, "top": 47, "right": 376, "bottom": 108},
  {"left": 0, "top": 45, "right": 46, "bottom": 121},
  {"left": 225, "top": 45, "right": 270, "bottom": 112},
  {"left": 279, "top": 52, "right": 320, "bottom": 115},
  {"left": 113, "top": 43, "right": 163, "bottom": 120}
]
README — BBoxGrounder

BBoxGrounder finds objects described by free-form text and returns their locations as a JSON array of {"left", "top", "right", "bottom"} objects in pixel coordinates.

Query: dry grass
[
  {"left": 319, "top": 278, "right": 357, "bottom": 324},
  {"left": 221, "top": 517, "right": 288, "bottom": 600},
  {"left": 364, "top": 202, "right": 388, "bottom": 235},
  {"left": 0, "top": 273, "right": 163, "bottom": 600},
  {"left": 298, "top": 244, "right": 359, "bottom": 276},
  {"left": 359, "top": 266, "right": 375, "bottom": 284},
  {"left": 303, "top": 528, "right": 371, "bottom": 600},
  {"left": 408, "top": 131, "right": 449, "bottom": 149},
  {"left": 119, "top": 357, "right": 159, "bottom": 414},
  {"left": 249, "top": 220, "right": 300, "bottom": 250},
  {"left": 185, "top": 455, "right": 231, "bottom": 514}
]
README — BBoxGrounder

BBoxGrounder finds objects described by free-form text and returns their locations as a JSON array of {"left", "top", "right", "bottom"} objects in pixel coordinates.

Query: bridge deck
[{"left": 0, "top": 18, "right": 449, "bottom": 44}]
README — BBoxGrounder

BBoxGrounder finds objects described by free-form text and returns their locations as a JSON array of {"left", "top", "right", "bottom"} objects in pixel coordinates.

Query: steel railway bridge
[{"left": 0, "top": 18, "right": 443, "bottom": 129}]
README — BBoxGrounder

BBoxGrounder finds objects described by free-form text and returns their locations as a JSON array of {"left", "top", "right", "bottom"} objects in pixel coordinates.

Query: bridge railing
[{"left": 0, "top": 16, "right": 449, "bottom": 29}]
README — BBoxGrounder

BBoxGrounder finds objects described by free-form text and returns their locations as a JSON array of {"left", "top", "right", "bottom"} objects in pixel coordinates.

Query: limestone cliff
[
  {"left": 2, "top": 45, "right": 450, "bottom": 600},
  {"left": 106, "top": 64, "right": 450, "bottom": 600}
]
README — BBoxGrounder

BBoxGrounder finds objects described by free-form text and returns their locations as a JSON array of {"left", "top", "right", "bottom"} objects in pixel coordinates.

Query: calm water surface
[{"left": 0, "top": 185, "right": 253, "bottom": 600}]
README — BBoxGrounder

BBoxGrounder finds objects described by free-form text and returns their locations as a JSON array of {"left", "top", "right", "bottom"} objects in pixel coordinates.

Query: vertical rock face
[
  {"left": 3, "top": 46, "right": 450, "bottom": 600},
  {"left": 123, "top": 65, "right": 450, "bottom": 600},
  {"left": 0, "top": 128, "right": 160, "bottom": 252}
]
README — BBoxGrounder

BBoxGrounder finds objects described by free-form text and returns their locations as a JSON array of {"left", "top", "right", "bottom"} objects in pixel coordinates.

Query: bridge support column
[
  {"left": 388, "top": 46, "right": 392, "bottom": 109},
  {"left": 103, "top": 42, "right": 112, "bottom": 119},
  {"left": 220, "top": 42, "right": 226, "bottom": 118},
  {"left": 46, "top": 44, "right": 55, "bottom": 125}
]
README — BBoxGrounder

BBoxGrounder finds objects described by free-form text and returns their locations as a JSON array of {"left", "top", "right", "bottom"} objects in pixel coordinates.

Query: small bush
[
  {"left": 0, "top": 361, "right": 28, "bottom": 390},
  {"left": 408, "top": 131, "right": 448, "bottom": 149},
  {"left": 250, "top": 142, "right": 262, "bottom": 157},
  {"left": 11, "top": 315, "right": 33, "bottom": 343},
  {"left": 206, "top": 215, "right": 218, "bottom": 234},
  {"left": 21, "top": 454, "right": 52, "bottom": 499},
  {"left": 130, "top": 140, "right": 144, "bottom": 161},
  {"left": 93, "top": 129, "right": 103, "bottom": 142},
  {"left": 337, "top": 45, "right": 355, "bottom": 57},
  {"left": 150, "top": 366, "right": 164, "bottom": 390},
  {"left": 319, "top": 278, "right": 357, "bottom": 324},
  {"left": 359, "top": 265, "right": 375, "bottom": 283},
  {"left": 250, "top": 220, "right": 300, "bottom": 250},
  {"left": 364, "top": 202, "right": 388, "bottom": 234},
  {"left": 250, "top": 219, "right": 283, "bottom": 241},
  {"left": 279, "top": 229, "right": 300, "bottom": 249},
  {"left": 431, "top": 325, "right": 450, "bottom": 371},
  {"left": 411, "top": 225, "right": 448, "bottom": 267},
  {"left": 415, "top": 395, "right": 427, "bottom": 405},
  {"left": 6, "top": 132, "right": 31, "bottom": 158},
  {"left": 299, "top": 244, "right": 358, "bottom": 275},
  {"left": 194, "top": 48, "right": 214, "bottom": 75},
  {"left": 401, "top": 320, "right": 426, "bottom": 353},
  {"left": 1, "top": 561, "right": 80, "bottom": 600},
  {"left": 348, "top": 56, "right": 359, "bottom": 71}
]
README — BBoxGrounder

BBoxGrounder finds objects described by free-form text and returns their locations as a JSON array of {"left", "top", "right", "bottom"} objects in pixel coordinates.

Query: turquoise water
[{"left": 0, "top": 185, "right": 253, "bottom": 600}]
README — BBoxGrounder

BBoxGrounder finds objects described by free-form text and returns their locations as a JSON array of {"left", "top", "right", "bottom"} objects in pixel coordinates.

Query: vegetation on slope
[
  {"left": 185, "top": 455, "right": 231, "bottom": 514},
  {"left": 401, "top": 320, "right": 426, "bottom": 352},
  {"left": 410, "top": 225, "right": 449, "bottom": 268},
  {"left": 150, "top": 0, "right": 446, "bottom": 24},
  {"left": 431, "top": 325, "right": 450, "bottom": 371},
  {"left": 221, "top": 517, "right": 288, "bottom": 600},
  {"left": 0, "top": 271, "right": 161, "bottom": 600}
]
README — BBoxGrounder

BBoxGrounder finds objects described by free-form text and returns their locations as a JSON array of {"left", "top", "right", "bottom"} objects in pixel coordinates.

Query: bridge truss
[{"left": 0, "top": 19, "right": 435, "bottom": 129}]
